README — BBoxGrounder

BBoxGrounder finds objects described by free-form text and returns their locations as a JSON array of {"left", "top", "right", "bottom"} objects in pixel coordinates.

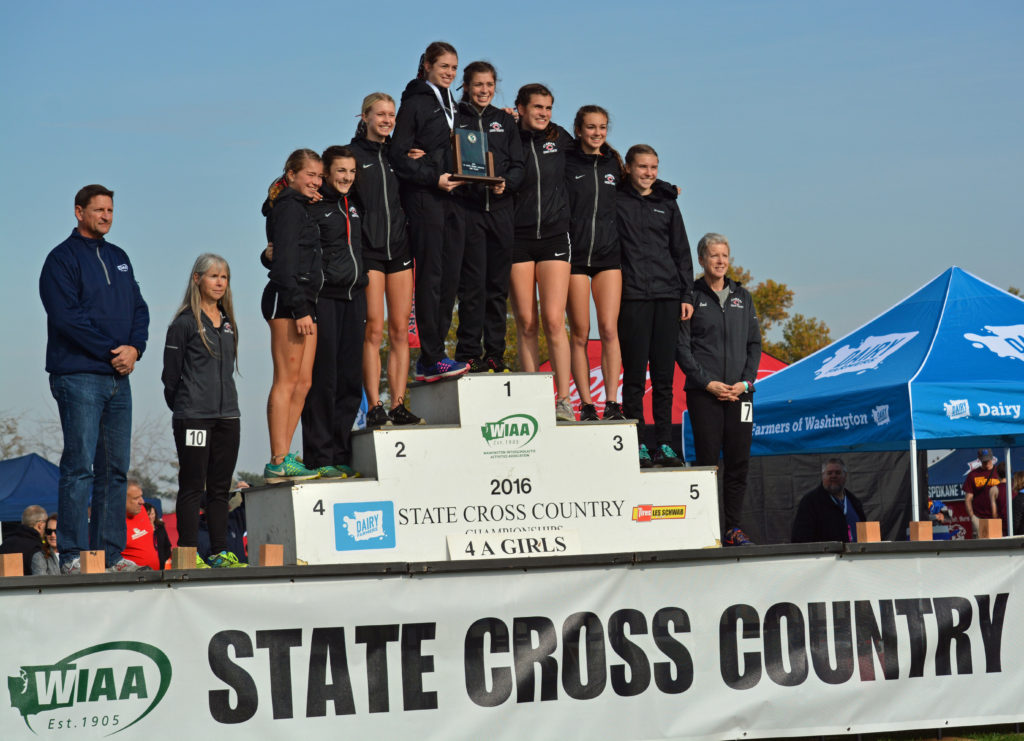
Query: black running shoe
[
  {"left": 651, "top": 443, "right": 683, "bottom": 467},
  {"left": 389, "top": 398, "right": 425, "bottom": 426},
  {"left": 484, "top": 356, "right": 511, "bottom": 373},
  {"left": 603, "top": 401, "right": 625, "bottom": 420},
  {"left": 467, "top": 357, "right": 489, "bottom": 374},
  {"left": 366, "top": 402, "right": 392, "bottom": 429},
  {"left": 579, "top": 403, "right": 599, "bottom": 421}
]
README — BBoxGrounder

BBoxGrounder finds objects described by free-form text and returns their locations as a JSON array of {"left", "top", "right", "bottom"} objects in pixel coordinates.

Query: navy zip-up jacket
[
  {"left": 40, "top": 229, "right": 149, "bottom": 375},
  {"left": 616, "top": 180, "right": 693, "bottom": 302},
  {"left": 454, "top": 101, "right": 525, "bottom": 212},
  {"left": 262, "top": 186, "right": 322, "bottom": 319},
  {"left": 515, "top": 124, "right": 574, "bottom": 239},
  {"left": 348, "top": 134, "right": 409, "bottom": 262},
  {"left": 309, "top": 184, "right": 366, "bottom": 301},
  {"left": 565, "top": 144, "right": 621, "bottom": 268},
  {"left": 676, "top": 276, "right": 761, "bottom": 390},
  {"left": 162, "top": 309, "right": 239, "bottom": 419}
]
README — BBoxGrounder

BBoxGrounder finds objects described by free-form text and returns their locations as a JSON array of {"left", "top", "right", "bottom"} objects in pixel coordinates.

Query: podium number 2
[
  {"left": 395, "top": 441, "right": 406, "bottom": 457},
  {"left": 185, "top": 429, "right": 207, "bottom": 447}
]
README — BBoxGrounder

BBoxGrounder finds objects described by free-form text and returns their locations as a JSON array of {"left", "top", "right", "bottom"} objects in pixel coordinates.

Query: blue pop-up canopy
[
  {"left": 0, "top": 453, "right": 59, "bottom": 521},
  {"left": 741, "top": 267, "right": 1024, "bottom": 521}
]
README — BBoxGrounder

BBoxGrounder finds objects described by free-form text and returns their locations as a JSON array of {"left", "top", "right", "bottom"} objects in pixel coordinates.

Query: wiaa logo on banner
[
  {"left": 479, "top": 414, "right": 538, "bottom": 460},
  {"left": 6, "top": 641, "right": 171, "bottom": 736},
  {"left": 964, "top": 324, "right": 1024, "bottom": 363},
  {"left": 813, "top": 332, "right": 918, "bottom": 379}
]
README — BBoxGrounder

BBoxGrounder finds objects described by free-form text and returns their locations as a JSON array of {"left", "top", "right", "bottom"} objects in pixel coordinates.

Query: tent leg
[
  {"left": 1006, "top": 447, "right": 1014, "bottom": 537},
  {"left": 910, "top": 440, "right": 919, "bottom": 523}
]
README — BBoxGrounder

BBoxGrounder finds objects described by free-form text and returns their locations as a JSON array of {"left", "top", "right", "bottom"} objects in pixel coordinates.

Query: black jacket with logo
[
  {"left": 263, "top": 186, "right": 322, "bottom": 319},
  {"left": 616, "top": 180, "right": 693, "bottom": 302},
  {"left": 565, "top": 144, "right": 622, "bottom": 267},
  {"left": 308, "top": 184, "right": 366, "bottom": 301},
  {"left": 162, "top": 309, "right": 240, "bottom": 419},
  {"left": 348, "top": 134, "right": 409, "bottom": 261},
  {"left": 791, "top": 485, "right": 867, "bottom": 543},
  {"left": 676, "top": 276, "right": 761, "bottom": 390},
  {"left": 454, "top": 101, "right": 525, "bottom": 212},
  {"left": 515, "top": 124, "right": 574, "bottom": 240},
  {"left": 389, "top": 78, "right": 457, "bottom": 190}
]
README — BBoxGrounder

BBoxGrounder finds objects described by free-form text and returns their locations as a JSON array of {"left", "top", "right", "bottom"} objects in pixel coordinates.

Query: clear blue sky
[{"left": 2, "top": 0, "right": 1022, "bottom": 477}]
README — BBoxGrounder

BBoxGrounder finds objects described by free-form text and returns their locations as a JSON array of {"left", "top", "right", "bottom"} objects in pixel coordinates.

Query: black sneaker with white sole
[
  {"left": 389, "top": 398, "right": 424, "bottom": 425},
  {"left": 366, "top": 402, "right": 392, "bottom": 429},
  {"left": 602, "top": 401, "right": 625, "bottom": 420},
  {"left": 579, "top": 403, "right": 599, "bottom": 421}
]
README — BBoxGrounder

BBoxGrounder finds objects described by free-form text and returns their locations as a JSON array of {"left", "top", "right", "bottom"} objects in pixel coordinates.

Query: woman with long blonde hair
[{"left": 162, "top": 253, "right": 243, "bottom": 567}]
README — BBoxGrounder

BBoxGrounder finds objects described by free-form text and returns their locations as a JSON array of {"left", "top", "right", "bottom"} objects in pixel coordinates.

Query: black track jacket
[
  {"left": 162, "top": 309, "right": 239, "bottom": 419},
  {"left": 390, "top": 79, "right": 457, "bottom": 190},
  {"left": 791, "top": 485, "right": 867, "bottom": 543},
  {"left": 348, "top": 134, "right": 408, "bottom": 261},
  {"left": 263, "top": 187, "right": 322, "bottom": 319},
  {"left": 676, "top": 276, "right": 761, "bottom": 390},
  {"left": 454, "top": 101, "right": 525, "bottom": 212},
  {"left": 565, "top": 144, "right": 621, "bottom": 268},
  {"left": 309, "top": 184, "right": 366, "bottom": 301},
  {"left": 515, "top": 124, "right": 574, "bottom": 240},
  {"left": 616, "top": 180, "right": 693, "bottom": 302}
]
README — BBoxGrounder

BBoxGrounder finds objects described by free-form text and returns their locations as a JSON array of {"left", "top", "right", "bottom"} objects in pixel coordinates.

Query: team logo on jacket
[
  {"left": 116, "top": 264, "right": 129, "bottom": 272},
  {"left": 467, "top": 132, "right": 478, "bottom": 144},
  {"left": 489, "top": 121, "right": 504, "bottom": 133},
  {"left": 963, "top": 324, "right": 1024, "bottom": 363},
  {"left": 542, "top": 142, "right": 557, "bottom": 153},
  {"left": 729, "top": 297, "right": 744, "bottom": 309},
  {"left": 222, "top": 321, "right": 233, "bottom": 335},
  {"left": 603, "top": 174, "right": 616, "bottom": 185},
  {"left": 349, "top": 205, "right": 359, "bottom": 218}
]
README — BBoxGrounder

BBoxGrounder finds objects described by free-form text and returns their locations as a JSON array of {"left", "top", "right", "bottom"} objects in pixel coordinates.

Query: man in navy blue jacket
[{"left": 39, "top": 184, "right": 149, "bottom": 574}]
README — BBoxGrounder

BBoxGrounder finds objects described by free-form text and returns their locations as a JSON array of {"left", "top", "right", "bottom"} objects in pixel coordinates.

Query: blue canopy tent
[
  {"left": 0, "top": 453, "right": 59, "bottom": 521},
  {"left": 739, "top": 267, "right": 1024, "bottom": 528}
]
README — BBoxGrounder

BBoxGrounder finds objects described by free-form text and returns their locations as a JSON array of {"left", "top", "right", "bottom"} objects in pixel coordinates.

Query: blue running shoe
[
  {"left": 723, "top": 527, "right": 755, "bottom": 547},
  {"left": 638, "top": 444, "right": 654, "bottom": 469},
  {"left": 415, "top": 357, "right": 468, "bottom": 382}
]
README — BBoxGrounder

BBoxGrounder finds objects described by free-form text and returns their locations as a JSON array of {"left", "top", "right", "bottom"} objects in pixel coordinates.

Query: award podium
[{"left": 246, "top": 373, "right": 720, "bottom": 565}]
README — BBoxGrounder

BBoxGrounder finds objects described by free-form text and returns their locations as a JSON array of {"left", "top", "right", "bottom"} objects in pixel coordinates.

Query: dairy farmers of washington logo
[
  {"left": 480, "top": 413, "right": 539, "bottom": 459},
  {"left": 7, "top": 641, "right": 171, "bottom": 736}
]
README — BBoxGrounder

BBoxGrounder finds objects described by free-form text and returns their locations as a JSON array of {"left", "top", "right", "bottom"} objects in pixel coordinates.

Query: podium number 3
[{"left": 185, "top": 429, "right": 207, "bottom": 447}]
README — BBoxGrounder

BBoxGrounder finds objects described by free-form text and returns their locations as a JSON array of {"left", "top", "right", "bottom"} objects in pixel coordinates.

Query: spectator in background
[
  {"left": 31, "top": 514, "right": 60, "bottom": 575},
  {"left": 791, "top": 458, "right": 867, "bottom": 543},
  {"left": 143, "top": 503, "right": 172, "bottom": 569},
  {"left": 120, "top": 480, "right": 156, "bottom": 571},
  {"left": 963, "top": 448, "right": 999, "bottom": 538},
  {"left": 0, "top": 505, "right": 47, "bottom": 574},
  {"left": 40, "top": 184, "right": 149, "bottom": 574},
  {"left": 197, "top": 482, "right": 247, "bottom": 566},
  {"left": 1012, "top": 471, "right": 1024, "bottom": 536}
]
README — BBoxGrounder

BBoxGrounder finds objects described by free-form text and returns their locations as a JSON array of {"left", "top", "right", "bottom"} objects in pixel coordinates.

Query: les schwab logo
[{"left": 7, "top": 641, "right": 171, "bottom": 737}]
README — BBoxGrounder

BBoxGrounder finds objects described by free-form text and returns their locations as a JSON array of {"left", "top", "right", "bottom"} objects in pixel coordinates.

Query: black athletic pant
[
  {"left": 404, "top": 188, "right": 465, "bottom": 365},
  {"left": 302, "top": 292, "right": 366, "bottom": 469},
  {"left": 455, "top": 206, "right": 514, "bottom": 362},
  {"left": 686, "top": 387, "right": 753, "bottom": 534},
  {"left": 618, "top": 298, "right": 678, "bottom": 445},
  {"left": 173, "top": 417, "right": 240, "bottom": 553}
]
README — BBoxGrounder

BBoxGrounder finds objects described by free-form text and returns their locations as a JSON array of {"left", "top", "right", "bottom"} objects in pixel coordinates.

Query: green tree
[
  {"left": 766, "top": 313, "right": 832, "bottom": 364},
  {"left": 1009, "top": 286, "right": 1021, "bottom": 297}
]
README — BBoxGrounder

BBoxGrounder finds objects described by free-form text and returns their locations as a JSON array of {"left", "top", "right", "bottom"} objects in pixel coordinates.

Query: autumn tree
[{"left": 721, "top": 264, "right": 831, "bottom": 363}]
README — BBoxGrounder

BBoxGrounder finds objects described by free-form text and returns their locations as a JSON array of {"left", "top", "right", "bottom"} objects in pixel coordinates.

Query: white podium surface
[{"left": 246, "top": 373, "right": 720, "bottom": 564}]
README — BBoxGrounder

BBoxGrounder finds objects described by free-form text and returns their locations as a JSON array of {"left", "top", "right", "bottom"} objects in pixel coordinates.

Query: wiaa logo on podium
[
  {"left": 479, "top": 413, "right": 539, "bottom": 460},
  {"left": 334, "top": 501, "right": 396, "bottom": 551},
  {"left": 6, "top": 641, "right": 171, "bottom": 737}
]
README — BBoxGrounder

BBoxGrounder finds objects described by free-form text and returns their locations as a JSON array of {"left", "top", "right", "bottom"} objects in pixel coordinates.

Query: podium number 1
[{"left": 504, "top": 381, "right": 511, "bottom": 397}]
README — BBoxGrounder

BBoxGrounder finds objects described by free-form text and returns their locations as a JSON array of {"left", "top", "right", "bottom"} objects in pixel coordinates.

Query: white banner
[{"left": 2, "top": 548, "right": 1022, "bottom": 740}]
